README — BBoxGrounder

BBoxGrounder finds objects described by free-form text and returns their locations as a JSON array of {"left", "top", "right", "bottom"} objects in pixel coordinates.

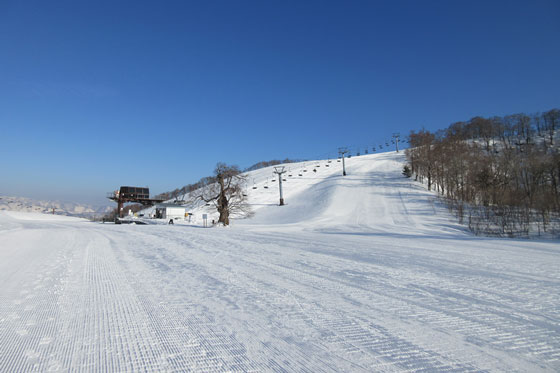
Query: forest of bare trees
[
  {"left": 155, "top": 176, "right": 216, "bottom": 202},
  {"left": 405, "top": 109, "right": 560, "bottom": 237}
]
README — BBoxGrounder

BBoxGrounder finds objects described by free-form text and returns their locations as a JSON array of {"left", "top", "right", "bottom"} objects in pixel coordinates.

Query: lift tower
[{"left": 273, "top": 166, "right": 287, "bottom": 206}]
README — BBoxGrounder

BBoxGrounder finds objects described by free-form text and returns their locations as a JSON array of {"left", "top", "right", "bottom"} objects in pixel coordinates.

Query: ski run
[{"left": 1, "top": 152, "right": 559, "bottom": 372}]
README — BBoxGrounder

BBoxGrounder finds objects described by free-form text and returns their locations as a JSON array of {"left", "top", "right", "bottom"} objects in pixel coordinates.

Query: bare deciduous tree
[
  {"left": 543, "top": 109, "right": 559, "bottom": 146},
  {"left": 192, "top": 163, "right": 251, "bottom": 226}
]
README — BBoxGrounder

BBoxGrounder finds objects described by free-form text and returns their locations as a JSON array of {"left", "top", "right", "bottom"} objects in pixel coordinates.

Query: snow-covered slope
[
  {"left": 241, "top": 152, "right": 459, "bottom": 234},
  {"left": 0, "top": 196, "right": 111, "bottom": 218},
  {"left": 1, "top": 151, "right": 559, "bottom": 372}
]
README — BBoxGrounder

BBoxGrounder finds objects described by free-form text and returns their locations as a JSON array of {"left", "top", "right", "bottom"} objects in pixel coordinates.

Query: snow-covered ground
[{"left": 1, "top": 152, "right": 559, "bottom": 372}]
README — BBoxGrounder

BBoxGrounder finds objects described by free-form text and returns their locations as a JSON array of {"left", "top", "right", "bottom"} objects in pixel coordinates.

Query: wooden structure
[{"left": 107, "top": 186, "right": 164, "bottom": 218}]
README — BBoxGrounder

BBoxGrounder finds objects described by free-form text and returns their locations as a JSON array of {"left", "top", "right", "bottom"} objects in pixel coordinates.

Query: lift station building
[{"left": 107, "top": 186, "right": 165, "bottom": 218}]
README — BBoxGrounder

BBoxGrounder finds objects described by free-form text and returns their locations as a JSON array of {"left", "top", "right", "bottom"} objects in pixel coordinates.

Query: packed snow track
[{"left": 1, "top": 153, "right": 559, "bottom": 372}]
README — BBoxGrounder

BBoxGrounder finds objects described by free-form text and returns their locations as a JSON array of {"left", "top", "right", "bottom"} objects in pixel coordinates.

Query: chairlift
[
  {"left": 298, "top": 173, "right": 303, "bottom": 176},
  {"left": 313, "top": 169, "right": 317, "bottom": 173},
  {"left": 282, "top": 178, "right": 287, "bottom": 181},
  {"left": 252, "top": 179, "right": 257, "bottom": 189}
]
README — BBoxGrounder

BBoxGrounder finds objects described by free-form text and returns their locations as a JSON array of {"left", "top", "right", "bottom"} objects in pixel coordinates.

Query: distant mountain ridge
[{"left": 0, "top": 196, "right": 112, "bottom": 218}]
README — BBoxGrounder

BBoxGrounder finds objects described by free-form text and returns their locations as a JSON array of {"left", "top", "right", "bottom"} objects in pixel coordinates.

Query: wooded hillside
[{"left": 405, "top": 109, "right": 559, "bottom": 236}]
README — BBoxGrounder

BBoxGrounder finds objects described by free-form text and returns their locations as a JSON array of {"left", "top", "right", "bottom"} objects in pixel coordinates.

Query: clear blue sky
[{"left": 1, "top": 0, "right": 559, "bottom": 206}]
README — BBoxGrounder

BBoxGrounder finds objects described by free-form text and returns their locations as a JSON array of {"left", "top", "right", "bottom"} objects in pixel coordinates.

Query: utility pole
[
  {"left": 392, "top": 133, "right": 400, "bottom": 152},
  {"left": 338, "top": 147, "right": 348, "bottom": 176},
  {"left": 273, "top": 166, "right": 287, "bottom": 206}
]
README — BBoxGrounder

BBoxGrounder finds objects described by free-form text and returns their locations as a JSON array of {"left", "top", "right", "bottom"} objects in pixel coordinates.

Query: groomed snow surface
[{"left": 1, "top": 152, "right": 559, "bottom": 372}]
